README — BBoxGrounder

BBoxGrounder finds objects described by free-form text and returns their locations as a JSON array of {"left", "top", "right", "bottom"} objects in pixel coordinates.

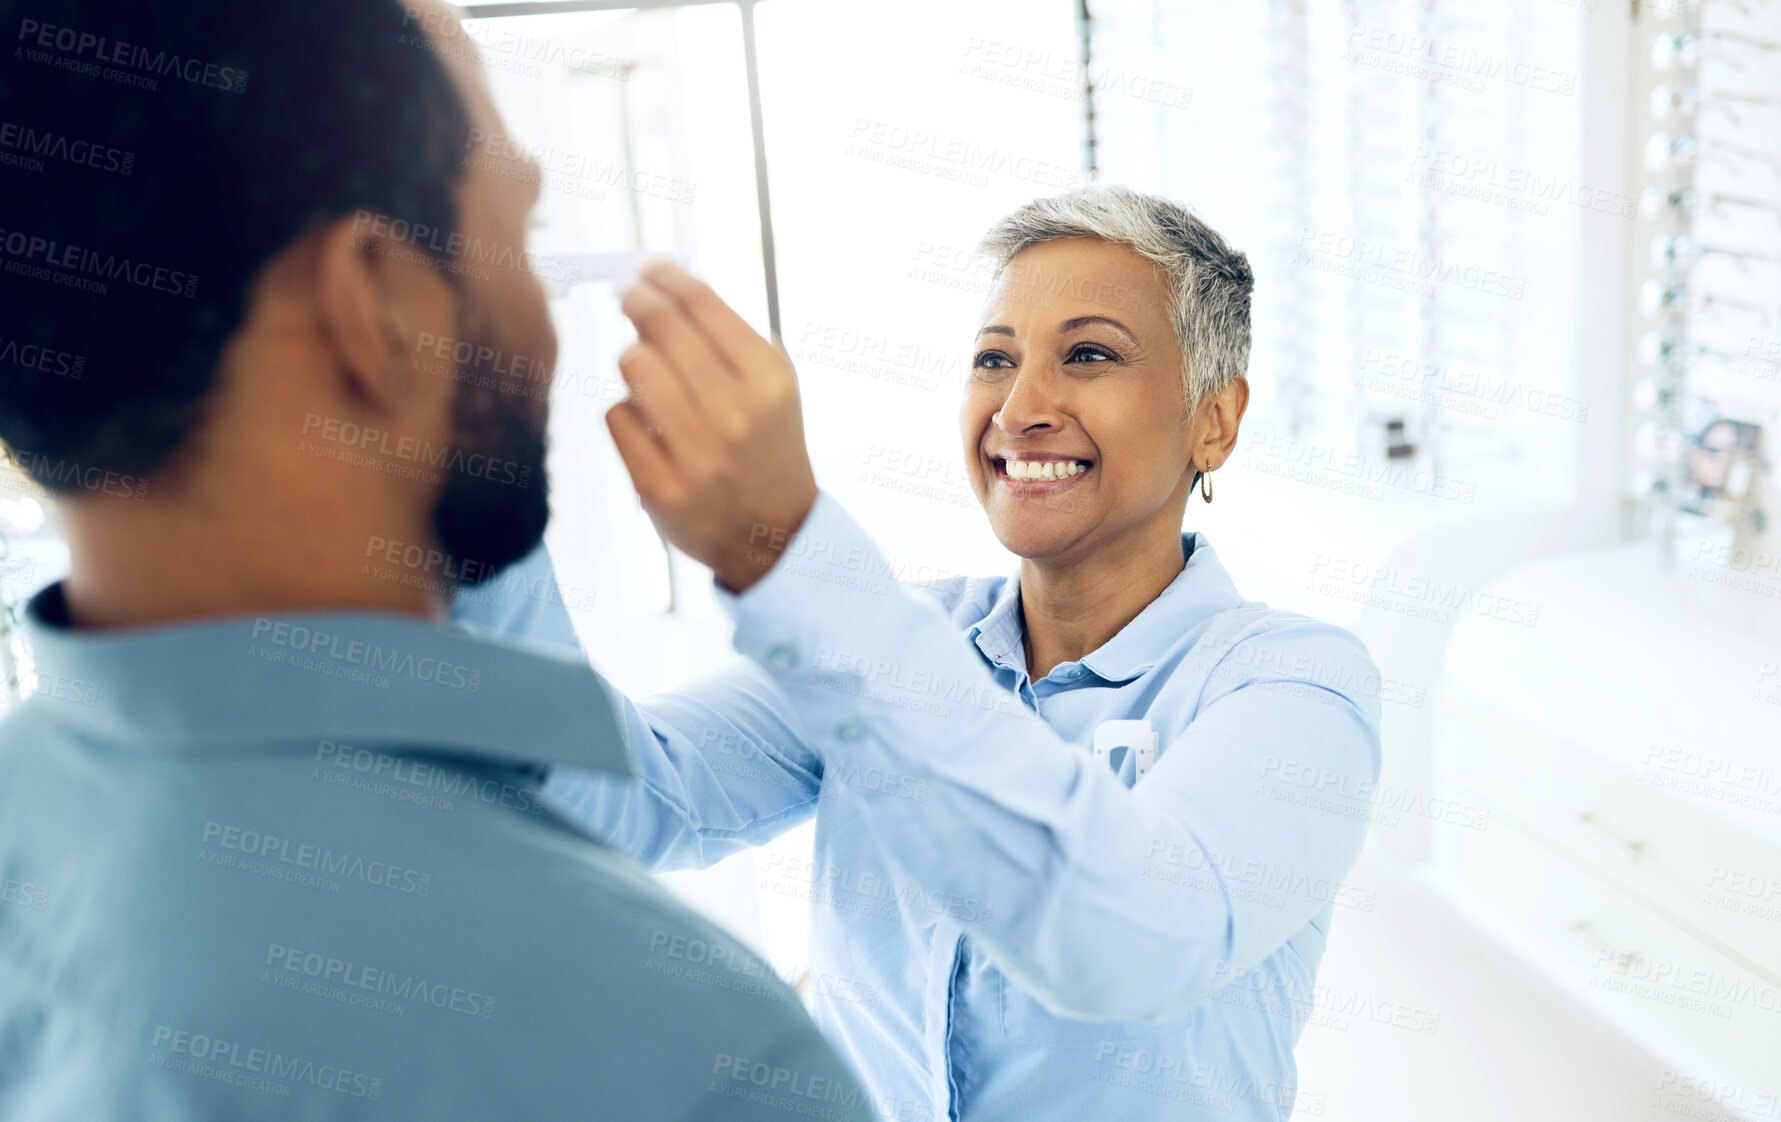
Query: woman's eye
[
  {"left": 973, "top": 351, "right": 1015, "bottom": 371},
  {"left": 1069, "top": 344, "right": 1116, "bottom": 364}
]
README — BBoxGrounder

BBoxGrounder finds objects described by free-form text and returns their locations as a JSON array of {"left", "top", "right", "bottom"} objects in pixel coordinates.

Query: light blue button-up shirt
[
  {"left": 0, "top": 584, "right": 871, "bottom": 1121},
  {"left": 472, "top": 495, "right": 1383, "bottom": 1122}
]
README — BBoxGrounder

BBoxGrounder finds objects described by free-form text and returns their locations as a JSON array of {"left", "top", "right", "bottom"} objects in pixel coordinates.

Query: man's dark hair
[{"left": 0, "top": 0, "right": 472, "bottom": 492}]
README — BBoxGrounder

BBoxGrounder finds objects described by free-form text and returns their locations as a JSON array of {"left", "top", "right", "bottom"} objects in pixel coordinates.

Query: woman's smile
[{"left": 991, "top": 452, "right": 1095, "bottom": 493}]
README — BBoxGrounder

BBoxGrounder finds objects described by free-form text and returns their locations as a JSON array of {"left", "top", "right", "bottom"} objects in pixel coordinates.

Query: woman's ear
[{"left": 1199, "top": 375, "right": 1251, "bottom": 470}]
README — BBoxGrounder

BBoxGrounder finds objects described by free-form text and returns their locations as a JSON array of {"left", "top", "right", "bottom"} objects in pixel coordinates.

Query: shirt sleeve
[
  {"left": 716, "top": 492, "right": 1383, "bottom": 1024},
  {"left": 448, "top": 542, "right": 587, "bottom": 657},
  {"left": 543, "top": 659, "right": 823, "bottom": 871},
  {"left": 448, "top": 543, "right": 822, "bottom": 870}
]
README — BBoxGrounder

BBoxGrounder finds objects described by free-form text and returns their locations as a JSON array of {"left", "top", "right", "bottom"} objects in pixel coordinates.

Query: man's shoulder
[
  {"left": 486, "top": 849, "right": 872, "bottom": 1116},
  {"left": 0, "top": 738, "right": 861, "bottom": 1117}
]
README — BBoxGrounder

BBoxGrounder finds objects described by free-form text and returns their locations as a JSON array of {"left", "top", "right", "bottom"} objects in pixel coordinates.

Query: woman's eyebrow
[
  {"left": 977, "top": 324, "right": 1017, "bottom": 338},
  {"left": 1058, "top": 315, "right": 1138, "bottom": 344}
]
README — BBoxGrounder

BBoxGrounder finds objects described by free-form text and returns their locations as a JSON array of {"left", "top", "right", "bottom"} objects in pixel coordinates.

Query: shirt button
[
  {"left": 766, "top": 644, "right": 798, "bottom": 670},
  {"left": 836, "top": 721, "right": 864, "bottom": 742}
]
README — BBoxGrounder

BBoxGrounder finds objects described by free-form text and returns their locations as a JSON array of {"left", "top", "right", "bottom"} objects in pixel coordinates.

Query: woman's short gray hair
[{"left": 975, "top": 185, "right": 1254, "bottom": 411}]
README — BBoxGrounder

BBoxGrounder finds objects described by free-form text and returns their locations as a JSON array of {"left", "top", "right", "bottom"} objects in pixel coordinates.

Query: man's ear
[{"left": 313, "top": 215, "right": 418, "bottom": 418}]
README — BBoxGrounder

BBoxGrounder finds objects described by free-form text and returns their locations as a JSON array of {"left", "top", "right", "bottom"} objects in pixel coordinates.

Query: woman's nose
[{"left": 993, "top": 370, "right": 1064, "bottom": 434}]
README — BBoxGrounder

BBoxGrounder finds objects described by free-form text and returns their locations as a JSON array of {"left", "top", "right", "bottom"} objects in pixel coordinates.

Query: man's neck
[
  {"left": 1017, "top": 521, "right": 1188, "bottom": 682},
  {"left": 56, "top": 497, "right": 447, "bottom": 630}
]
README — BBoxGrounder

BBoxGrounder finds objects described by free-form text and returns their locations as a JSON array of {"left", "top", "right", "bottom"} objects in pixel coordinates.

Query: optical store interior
[{"left": 3, "top": 1, "right": 1780, "bottom": 1119}]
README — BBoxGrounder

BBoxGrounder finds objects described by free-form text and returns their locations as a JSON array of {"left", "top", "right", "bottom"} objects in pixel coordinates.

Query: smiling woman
[
  {"left": 514, "top": 185, "right": 1385, "bottom": 1122},
  {"left": 962, "top": 190, "right": 1253, "bottom": 679}
]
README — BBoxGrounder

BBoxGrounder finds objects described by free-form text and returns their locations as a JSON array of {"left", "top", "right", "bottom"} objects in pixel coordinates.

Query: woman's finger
[
  {"left": 622, "top": 276, "right": 740, "bottom": 404},
  {"left": 637, "top": 261, "right": 782, "bottom": 383},
  {"left": 604, "top": 400, "right": 679, "bottom": 506},
  {"left": 613, "top": 340, "right": 706, "bottom": 463}
]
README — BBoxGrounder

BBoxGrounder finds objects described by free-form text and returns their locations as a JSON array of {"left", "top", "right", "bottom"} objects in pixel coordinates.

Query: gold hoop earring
[{"left": 1199, "top": 466, "right": 1213, "bottom": 503}]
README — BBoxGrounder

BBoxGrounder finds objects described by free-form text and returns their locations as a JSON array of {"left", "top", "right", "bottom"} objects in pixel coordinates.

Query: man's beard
[{"left": 431, "top": 301, "right": 551, "bottom": 589}]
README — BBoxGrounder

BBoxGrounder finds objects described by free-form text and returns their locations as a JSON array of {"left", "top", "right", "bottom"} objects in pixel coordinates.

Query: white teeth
[{"left": 1003, "top": 459, "right": 1087, "bottom": 481}]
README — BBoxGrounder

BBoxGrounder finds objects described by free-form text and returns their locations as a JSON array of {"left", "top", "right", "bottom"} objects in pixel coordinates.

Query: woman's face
[{"left": 961, "top": 236, "right": 1204, "bottom": 566}]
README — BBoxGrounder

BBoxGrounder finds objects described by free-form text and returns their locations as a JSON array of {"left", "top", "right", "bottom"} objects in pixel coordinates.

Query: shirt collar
[
  {"left": 966, "top": 531, "right": 1243, "bottom": 685},
  {"left": 21, "top": 582, "right": 633, "bottom": 776},
  {"left": 966, "top": 576, "right": 1028, "bottom": 671}
]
